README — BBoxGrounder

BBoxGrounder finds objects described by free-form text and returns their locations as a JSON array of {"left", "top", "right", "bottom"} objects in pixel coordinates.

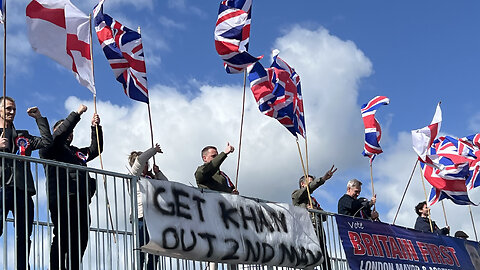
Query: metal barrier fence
[{"left": 0, "top": 152, "right": 348, "bottom": 270}]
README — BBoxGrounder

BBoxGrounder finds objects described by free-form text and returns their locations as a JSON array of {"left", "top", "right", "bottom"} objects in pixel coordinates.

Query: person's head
[
  {"left": 201, "top": 146, "right": 218, "bottom": 163},
  {"left": 415, "top": 201, "right": 429, "bottom": 217},
  {"left": 455, "top": 230, "right": 469, "bottom": 239},
  {"left": 128, "top": 151, "right": 149, "bottom": 175},
  {"left": 53, "top": 119, "right": 74, "bottom": 143},
  {"left": 0, "top": 96, "right": 16, "bottom": 125},
  {"left": 346, "top": 179, "right": 362, "bottom": 199},
  {"left": 299, "top": 175, "right": 315, "bottom": 188}
]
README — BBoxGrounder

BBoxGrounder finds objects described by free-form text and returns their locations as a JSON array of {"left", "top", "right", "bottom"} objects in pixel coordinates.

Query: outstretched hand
[
  {"left": 154, "top": 143, "right": 163, "bottom": 153},
  {"left": 224, "top": 142, "right": 235, "bottom": 154},
  {"left": 322, "top": 164, "right": 337, "bottom": 181}
]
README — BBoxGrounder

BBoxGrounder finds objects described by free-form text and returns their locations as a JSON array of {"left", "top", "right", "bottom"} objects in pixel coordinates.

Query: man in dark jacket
[
  {"left": 195, "top": 143, "right": 238, "bottom": 194},
  {"left": 0, "top": 96, "right": 52, "bottom": 270},
  {"left": 40, "top": 104, "right": 103, "bottom": 270},
  {"left": 414, "top": 201, "right": 449, "bottom": 235},
  {"left": 291, "top": 165, "right": 336, "bottom": 270},
  {"left": 338, "top": 179, "right": 379, "bottom": 220}
]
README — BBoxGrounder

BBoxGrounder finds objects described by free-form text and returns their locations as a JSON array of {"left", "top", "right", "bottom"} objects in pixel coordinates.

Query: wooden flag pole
[
  {"left": 369, "top": 161, "right": 376, "bottom": 212},
  {"left": 296, "top": 138, "right": 313, "bottom": 208},
  {"left": 440, "top": 201, "right": 448, "bottom": 227},
  {"left": 89, "top": 14, "right": 116, "bottom": 243},
  {"left": 2, "top": 1, "right": 6, "bottom": 136},
  {"left": 419, "top": 168, "right": 434, "bottom": 233},
  {"left": 393, "top": 160, "right": 418, "bottom": 224},
  {"left": 137, "top": 26, "right": 156, "bottom": 166},
  {"left": 234, "top": 70, "right": 248, "bottom": 190}
]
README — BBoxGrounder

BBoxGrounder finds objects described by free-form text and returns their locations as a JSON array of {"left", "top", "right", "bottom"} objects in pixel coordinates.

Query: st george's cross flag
[
  {"left": 26, "top": 0, "right": 95, "bottom": 93},
  {"left": 93, "top": 0, "right": 148, "bottom": 103},
  {"left": 247, "top": 51, "right": 305, "bottom": 138},
  {"left": 361, "top": 96, "right": 390, "bottom": 161},
  {"left": 214, "top": 0, "right": 261, "bottom": 73},
  {"left": 411, "top": 102, "right": 442, "bottom": 166}
]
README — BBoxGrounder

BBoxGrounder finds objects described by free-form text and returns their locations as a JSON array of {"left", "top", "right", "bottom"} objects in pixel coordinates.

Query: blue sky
[{"left": 3, "top": 0, "right": 480, "bottom": 238}]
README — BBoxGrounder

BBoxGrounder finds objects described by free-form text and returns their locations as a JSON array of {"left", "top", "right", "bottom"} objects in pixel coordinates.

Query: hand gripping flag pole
[{"left": 88, "top": 14, "right": 116, "bottom": 243}]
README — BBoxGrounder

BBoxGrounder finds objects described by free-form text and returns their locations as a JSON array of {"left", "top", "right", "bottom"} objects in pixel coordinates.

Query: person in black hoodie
[
  {"left": 40, "top": 104, "right": 103, "bottom": 270},
  {"left": 0, "top": 96, "right": 52, "bottom": 270}
]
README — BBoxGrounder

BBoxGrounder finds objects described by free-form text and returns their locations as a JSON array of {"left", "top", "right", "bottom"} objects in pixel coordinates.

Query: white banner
[{"left": 139, "top": 179, "right": 324, "bottom": 268}]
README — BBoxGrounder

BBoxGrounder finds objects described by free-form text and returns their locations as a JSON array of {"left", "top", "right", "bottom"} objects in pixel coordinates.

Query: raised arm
[{"left": 27, "top": 107, "right": 53, "bottom": 150}]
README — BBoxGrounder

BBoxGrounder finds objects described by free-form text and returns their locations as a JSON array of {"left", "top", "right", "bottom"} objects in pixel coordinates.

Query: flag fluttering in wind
[
  {"left": 411, "top": 102, "right": 442, "bottom": 166},
  {"left": 0, "top": 0, "right": 5, "bottom": 24},
  {"left": 93, "top": 0, "right": 148, "bottom": 103},
  {"left": 247, "top": 50, "right": 305, "bottom": 138},
  {"left": 26, "top": 0, "right": 95, "bottom": 93},
  {"left": 214, "top": 0, "right": 261, "bottom": 73},
  {"left": 459, "top": 134, "right": 480, "bottom": 190},
  {"left": 361, "top": 96, "right": 390, "bottom": 161},
  {"left": 421, "top": 137, "right": 477, "bottom": 206}
]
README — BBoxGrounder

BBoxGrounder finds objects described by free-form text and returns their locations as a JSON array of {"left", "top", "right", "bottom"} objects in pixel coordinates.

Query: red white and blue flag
[
  {"left": 26, "top": 0, "right": 95, "bottom": 93},
  {"left": 361, "top": 96, "right": 390, "bottom": 160},
  {"left": 93, "top": 0, "right": 148, "bottom": 103},
  {"left": 214, "top": 0, "right": 261, "bottom": 74},
  {"left": 459, "top": 134, "right": 480, "bottom": 190},
  {"left": 422, "top": 137, "right": 477, "bottom": 206},
  {"left": 0, "top": 0, "right": 5, "bottom": 24},
  {"left": 247, "top": 50, "right": 305, "bottom": 138}
]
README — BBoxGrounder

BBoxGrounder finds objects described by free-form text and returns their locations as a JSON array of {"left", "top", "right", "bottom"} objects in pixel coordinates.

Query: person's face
[
  {"left": 202, "top": 148, "right": 218, "bottom": 163},
  {"left": 1, "top": 99, "right": 16, "bottom": 124},
  {"left": 347, "top": 186, "right": 361, "bottom": 199},
  {"left": 301, "top": 177, "right": 314, "bottom": 188},
  {"left": 420, "top": 204, "right": 430, "bottom": 217}
]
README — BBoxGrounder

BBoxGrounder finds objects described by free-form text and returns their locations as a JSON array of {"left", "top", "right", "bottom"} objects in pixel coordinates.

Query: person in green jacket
[{"left": 195, "top": 142, "right": 238, "bottom": 194}]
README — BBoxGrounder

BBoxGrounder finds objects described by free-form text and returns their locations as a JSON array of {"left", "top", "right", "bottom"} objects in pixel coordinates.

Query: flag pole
[
  {"left": 393, "top": 159, "right": 418, "bottom": 224},
  {"left": 89, "top": 14, "right": 116, "bottom": 243},
  {"left": 469, "top": 205, "right": 478, "bottom": 241},
  {"left": 440, "top": 201, "right": 448, "bottom": 227},
  {"left": 369, "top": 160, "right": 376, "bottom": 212},
  {"left": 234, "top": 70, "right": 247, "bottom": 190},
  {"left": 419, "top": 167, "right": 434, "bottom": 233},
  {"left": 296, "top": 138, "right": 313, "bottom": 208},
  {"left": 137, "top": 26, "right": 156, "bottom": 166},
  {"left": 2, "top": 0, "right": 6, "bottom": 137}
]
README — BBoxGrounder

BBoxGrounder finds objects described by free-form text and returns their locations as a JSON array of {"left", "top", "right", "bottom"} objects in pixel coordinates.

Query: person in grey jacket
[{"left": 128, "top": 143, "right": 167, "bottom": 270}]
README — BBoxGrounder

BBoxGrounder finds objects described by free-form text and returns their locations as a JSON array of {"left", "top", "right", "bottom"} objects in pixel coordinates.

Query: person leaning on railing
[
  {"left": 0, "top": 96, "right": 53, "bottom": 270},
  {"left": 128, "top": 143, "right": 168, "bottom": 270},
  {"left": 39, "top": 104, "right": 103, "bottom": 270}
]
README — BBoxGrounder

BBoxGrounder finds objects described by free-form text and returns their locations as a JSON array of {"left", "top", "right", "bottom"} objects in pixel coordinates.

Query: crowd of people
[{"left": 0, "top": 96, "right": 473, "bottom": 270}]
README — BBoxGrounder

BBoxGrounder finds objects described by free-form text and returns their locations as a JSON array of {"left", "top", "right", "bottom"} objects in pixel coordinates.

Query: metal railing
[{"left": 0, "top": 152, "right": 348, "bottom": 270}]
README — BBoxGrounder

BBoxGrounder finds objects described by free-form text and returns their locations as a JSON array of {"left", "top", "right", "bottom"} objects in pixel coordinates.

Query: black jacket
[
  {"left": 0, "top": 117, "right": 52, "bottom": 194},
  {"left": 414, "top": 216, "right": 449, "bottom": 235},
  {"left": 39, "top": 112, "right": 103, "bottom": 200}
]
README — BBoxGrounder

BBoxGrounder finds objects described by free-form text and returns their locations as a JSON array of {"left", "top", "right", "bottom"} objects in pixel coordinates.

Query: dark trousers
[
  {"left": 139, "top": 218, "right": 159, "bottom": 270},
  {"left": 0, "top": 187, "right": 34, "bottom": 270},
  {"left": 49, "top": 192, "right": 91, "bottom": 270}
]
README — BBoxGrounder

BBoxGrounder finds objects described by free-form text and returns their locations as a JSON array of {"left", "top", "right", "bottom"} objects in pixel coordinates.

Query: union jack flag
[
  {"left": 421, "top": 136, "right": 477, "bottom": 206},
  {"left": 361, "top": 96, "right": 389, "bottom": 160},
  {"left": 214, "top": 0, "right": 261, "bottom": 74},
  {"left": 247, "top": 51, "right": 305, "bottom": 138},
  {"left": 93, "top": 0, "right": 148, "bottom": 103},
  {"left": 459, "top": 134, "right": 480, "bottom": 190},
  {"left": 0, "top": 0, "right": 4, "bottom": 24}
]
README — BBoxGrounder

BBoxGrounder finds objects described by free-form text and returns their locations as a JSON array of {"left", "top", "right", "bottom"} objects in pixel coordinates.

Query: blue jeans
[
  {"left": 0, "top": 187, "right": 34, "bottom": 270},
  {"left": 138, "top": 218, "right": 159, "bottom": 270}
]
